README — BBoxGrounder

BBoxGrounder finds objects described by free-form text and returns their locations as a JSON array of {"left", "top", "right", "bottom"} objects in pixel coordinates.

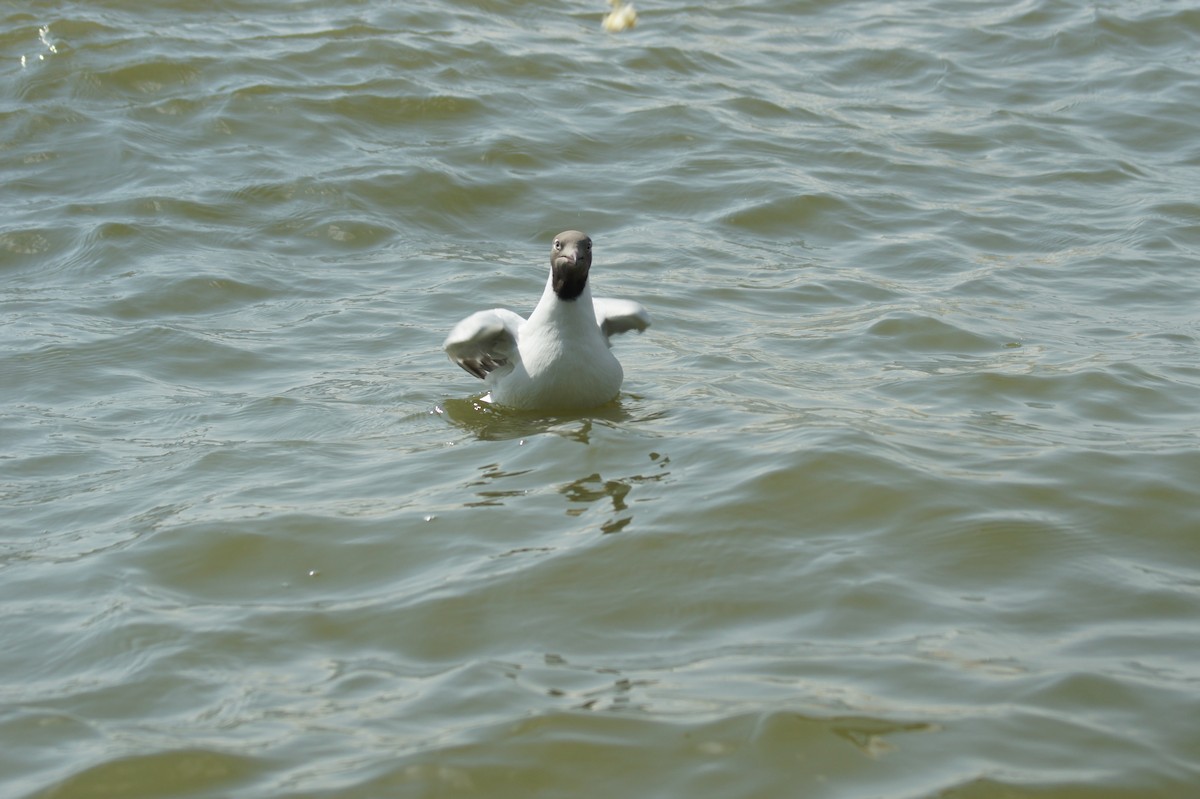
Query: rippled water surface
[{"left": 3, "top": 1, "right": 1200, "bottom": 796}]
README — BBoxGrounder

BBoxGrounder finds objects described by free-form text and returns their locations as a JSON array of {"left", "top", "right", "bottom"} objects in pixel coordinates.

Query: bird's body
[{"left": 443, "top": 231, "right": 650, "bottom": 410}]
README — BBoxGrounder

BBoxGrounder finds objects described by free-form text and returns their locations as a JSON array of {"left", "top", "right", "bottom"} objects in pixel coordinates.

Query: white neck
[{"left": 528, "top": 272, "right": 595, "bottom": 329}]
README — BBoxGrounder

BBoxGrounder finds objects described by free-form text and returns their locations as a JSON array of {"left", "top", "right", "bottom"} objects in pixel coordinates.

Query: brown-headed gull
[{"left": 444, "top": 230, "right": 650, "bottom": 410}]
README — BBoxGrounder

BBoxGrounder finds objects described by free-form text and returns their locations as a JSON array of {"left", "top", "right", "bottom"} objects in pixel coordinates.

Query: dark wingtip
[{"left": 456, "top": 355, "right": 506, "bottom": 380}]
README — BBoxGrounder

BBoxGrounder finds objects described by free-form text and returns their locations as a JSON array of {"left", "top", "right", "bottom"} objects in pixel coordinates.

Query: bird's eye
[{"left": 554, "top": 240, "right": 561, "bottom": 250}]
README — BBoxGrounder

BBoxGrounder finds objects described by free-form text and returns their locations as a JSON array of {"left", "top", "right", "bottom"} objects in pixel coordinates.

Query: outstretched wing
[
  {"left": 593, "top": 297, "right": 651, "bottom": 344},
  {"left": 443, "top": 308, "right": 525, "bottom": 379}
]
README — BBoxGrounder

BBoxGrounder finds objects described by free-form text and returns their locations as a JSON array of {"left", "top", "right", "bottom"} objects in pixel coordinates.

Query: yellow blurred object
[{"left": 602, "top": 1, "right": 638, "bottom": 32}]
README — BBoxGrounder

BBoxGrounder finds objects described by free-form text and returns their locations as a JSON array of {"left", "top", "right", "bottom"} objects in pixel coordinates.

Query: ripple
[
  {"left": 35, "top": 748, "right": 264, "bottom": 798},
  {"left": 0, "top": 228, "right": 57, "bottom": 256},
  {"left": 4, "top": 0, "right": 1200, "bottom": 797}
]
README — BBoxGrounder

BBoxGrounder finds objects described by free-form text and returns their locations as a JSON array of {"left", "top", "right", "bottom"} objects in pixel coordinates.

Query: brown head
[{"left": 550, "top": 230, "right": 592, "bottom": 301}]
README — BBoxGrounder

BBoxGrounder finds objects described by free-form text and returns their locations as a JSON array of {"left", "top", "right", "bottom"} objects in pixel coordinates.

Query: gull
[{"left": 444, "top": 230, "right": 650, "bottom": 410}]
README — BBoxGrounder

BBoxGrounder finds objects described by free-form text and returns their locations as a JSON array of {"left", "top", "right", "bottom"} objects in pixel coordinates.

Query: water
[{"left": 3, "top": 0, "right": 1199, "bottom": 796}]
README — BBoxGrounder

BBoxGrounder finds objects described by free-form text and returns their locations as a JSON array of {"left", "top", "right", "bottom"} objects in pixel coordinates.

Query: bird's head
[{"left": 550, "top": 230, "right": 592, "bottom": 301}]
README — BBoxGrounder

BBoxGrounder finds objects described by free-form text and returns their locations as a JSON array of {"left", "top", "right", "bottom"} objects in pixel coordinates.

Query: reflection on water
[
  {"left": 561, "top": 453, "right": 671, "bottom": 534},
  {"left": 462, "top": 440, "right": 670, "bottom": 534},
  {"left": 434, "top": 397, "right": 639, "bottom": 442}
]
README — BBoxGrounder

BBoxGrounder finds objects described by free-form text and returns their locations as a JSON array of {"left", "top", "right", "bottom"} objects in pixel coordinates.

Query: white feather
[{"left": 444, "top": 253, "right": 650, "bottom": 410}]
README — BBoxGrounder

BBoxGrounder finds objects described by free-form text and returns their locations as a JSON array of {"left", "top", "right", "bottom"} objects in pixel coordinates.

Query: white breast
[
  {"left": 488, "top": 282, "right": 624, "bottom": 409},
  {"left": 443, "top": 237, "right": 650, "bottom": 411}
]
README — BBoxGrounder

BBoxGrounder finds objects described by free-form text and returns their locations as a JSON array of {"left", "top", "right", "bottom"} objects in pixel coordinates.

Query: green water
[{"left": 3, "top": 1, "right": 1199, "bottom": 797}]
